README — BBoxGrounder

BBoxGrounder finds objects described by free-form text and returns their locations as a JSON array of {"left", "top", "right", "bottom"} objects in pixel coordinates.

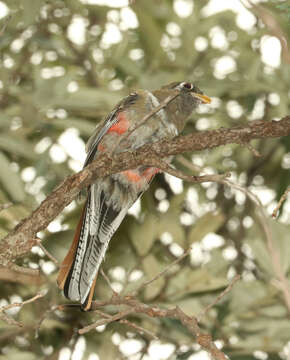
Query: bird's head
[
  {"left": 162, "top": 81, "right": 211, "bottom": 105},
  {"left": 155, "top": 81, "right": 211, "bottom": 132}
]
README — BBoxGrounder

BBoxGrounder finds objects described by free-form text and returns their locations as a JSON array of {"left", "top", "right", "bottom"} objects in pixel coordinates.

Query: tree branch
[
  {"left": 197, "top": 274, "right": 241, "bottom": 321},
  {"left": 0, "top": 266, "right": 44, "bottom": 286},
  {"left": 144, "top": 155, "right": 231, "bottom": 183},
  {"left": 0, "top": 116, "right": 289, "bottom": 266},
  {"left": 0, "top": 292, "right": 44, "bottom": 327},
  {"left": 272, "top": 187, "right": 290, "bottom": 218},
  {"left": 80, "top": 295, "right": 227, "bottom": 360},
  {"left": 92, "top": 308, "right": 158, "bottom": 340}
]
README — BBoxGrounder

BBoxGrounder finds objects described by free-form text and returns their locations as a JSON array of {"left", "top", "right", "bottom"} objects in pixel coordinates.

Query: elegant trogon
[{"left": 57, "top": 81, "right": 211, "bottom": 309}]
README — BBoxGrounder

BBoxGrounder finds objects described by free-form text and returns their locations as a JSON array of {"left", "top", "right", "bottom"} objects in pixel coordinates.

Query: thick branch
[
  {"left": 0, "top": 266, "right": 45, "bottom": 286},
  {"left": 0, "top": 116, "right": 289, "bottom": 265}
]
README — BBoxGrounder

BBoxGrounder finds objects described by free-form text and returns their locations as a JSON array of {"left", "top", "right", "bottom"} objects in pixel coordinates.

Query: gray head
[
  {"left": 163, "top": 81, "right": 211, "bottom": 105},
  {"left": 155, "top": 81, "right": 211, "bottom": 132}
]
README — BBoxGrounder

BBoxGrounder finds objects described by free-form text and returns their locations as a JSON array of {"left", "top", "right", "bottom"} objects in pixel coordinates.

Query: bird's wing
[
  {"left": 84, "top": 92, "right": 138, "bottom": 167},
  {"left": 83, "top": 108, "right": 119, "bottom": 167}
]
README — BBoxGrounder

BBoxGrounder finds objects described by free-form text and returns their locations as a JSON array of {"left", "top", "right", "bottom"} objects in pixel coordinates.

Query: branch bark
[
  {"left": 79, "top": 295, "right": 227, "bottom": 360},
  {"left": 0, "top": 116, "right": 289, "bottom": 266}
]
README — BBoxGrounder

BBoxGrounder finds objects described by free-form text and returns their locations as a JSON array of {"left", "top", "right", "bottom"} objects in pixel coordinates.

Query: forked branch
[{"left": 0, "top": 116, "right": 289, "bottom": 266}]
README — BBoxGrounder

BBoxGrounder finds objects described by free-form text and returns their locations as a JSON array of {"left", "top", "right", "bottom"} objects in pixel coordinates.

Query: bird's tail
[
  {"left": 57, "top": 200, "right": 95, "bottom": 309},
  {"left": 57, "top": 185, "right": 130, "bottom": 310}
]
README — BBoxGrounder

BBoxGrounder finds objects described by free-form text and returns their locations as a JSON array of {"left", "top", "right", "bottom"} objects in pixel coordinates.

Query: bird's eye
[{"left": 181, "top": 82, "right": 193, "bottom": 90}]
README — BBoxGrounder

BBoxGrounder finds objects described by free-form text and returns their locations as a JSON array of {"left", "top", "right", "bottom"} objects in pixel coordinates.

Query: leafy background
[{"left": 0, "top": 0, "right": 290, "bottom": 359}]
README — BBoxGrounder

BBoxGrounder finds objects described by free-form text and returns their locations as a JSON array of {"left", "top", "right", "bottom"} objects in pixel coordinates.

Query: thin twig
[
  {"left": 177, "top": 155, "right": 232, "bottom": 182},
  {"left": 100, "top": 268, "right": 118, "bottom": 295},
  {"left": 197, "top": 274, "right": 241, "bottom": 322},
  {"left": 120, "top": 319, "right": 158, "bottom": 340},
  {"left": 272, "top": 187, "right": 290, "bottom": 218},
  {"left": 176, "top": 155, "right": 201, "bottom": 172},
  {"left": 133, "top": 246, "right": 192, "bottom": 294},
  {"left": 245, "top": 143, "right": 261, "bottom": 157},
  {"left": 240, "top": 0, "right": 290, "bottom": 64},
  {"left": 0, "top": 14, "right": 12, "bottom": 36},
  {"left": 0, "top": 293, "right": 44, "bottom": 313},
  {"left": 0, "top": 293, "right": 44, "bottom": 327},
  {"left": 112, "top": 91, "right": 181, "bottom": 154},
  {"left": 93, "top": 309, "right": 158, "bottom": 340},
  {"left": 79, "top": 308, "right": 134, "bottom": 334},
  {"left": 144, "top": 156, "right": 231, "bottom": 184},
  {"left": 10, "top": 263, "right": 40, "bottom": 276},
  {"left": 0, "top": 311, "right": 23, "bottom": 327},
  {"left": 34, "top": 239, "right": 59, "bottom": 265},
  {"left": 124, "top": 91, "right": 180, "bottom": 140},
  {"left": 0, "top": 202, "right": 13, "bottom": 212},
  {"left": 35, "top": 304, "right": 60, "bottom": 336}
]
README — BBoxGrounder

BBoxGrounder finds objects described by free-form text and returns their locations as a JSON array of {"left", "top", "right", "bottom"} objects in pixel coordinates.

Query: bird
[{"left": 57, "top": 81, "right": 211, "bottom": 310}]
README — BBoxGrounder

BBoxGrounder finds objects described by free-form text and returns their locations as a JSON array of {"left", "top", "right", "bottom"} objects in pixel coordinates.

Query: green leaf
[
  {"left": 0, "top": 152, "right": 26, "bottom": 202},
  {"left": 0, "top": 352, "right": 36, "bottom": 360},
  {"left": 248, "top": 219, "right": 290, "bottom": 276},
  {"left": 142, "top": 254, "right": 166, "bottom": 300},
  {"left": 276, "top": 4, "right": 290, "bottom": 11},
  {"left": 108, "top": 232, "right": 138, "bottom": 271},
  {"left": 188, "top": 210, "right": 225, "bottom": 244},
  {"left": 21, "top": 0, "right": 45, "bottom": 26},
  {"left": 130, "top": 213, "right": 159, "bottom": 255},
  {"left": 132, "top": 3, "right": 169, "bottom": 67},
  {"left": 43, "top": 230, "right": 74, "bottom": 262},
  {"left": 54, "top": 88, "right": 121, "bottom": 113},
  {"left": 130, "top": 212, "right": 185, "bottom": 255},
  {"left": 0, "top": 134, "right": 36, "bottom": 160},
  {"left": 174, "top": 298, "right": 204, "bottom": 316},
  {"left": 166, "top": 267, "right": 229, "bottom": 300},
  {"left": 51, "top": 118, "right": 96, "bottom": 137},
  {"left": 229, "top": 280, "right": 270, "bottom": 314},
  {"left": 40, "top": 318, "right": 69, "bottom": 330},
  {"left": 258, "top": 304, "right": 287, "bottom": 317}
]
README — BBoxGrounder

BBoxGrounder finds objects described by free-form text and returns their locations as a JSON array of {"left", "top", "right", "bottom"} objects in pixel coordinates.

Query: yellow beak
[{"left": 191, "top": 92, "right": 211, "bottom": 104}]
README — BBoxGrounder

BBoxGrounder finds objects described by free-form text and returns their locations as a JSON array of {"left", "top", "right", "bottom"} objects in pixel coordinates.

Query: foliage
[
  {"left": 273, "top": 1, "right": 290, "bottom": 21},
  {"left": 0, "top": 0, "right": 290, "bottom": 359}
]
